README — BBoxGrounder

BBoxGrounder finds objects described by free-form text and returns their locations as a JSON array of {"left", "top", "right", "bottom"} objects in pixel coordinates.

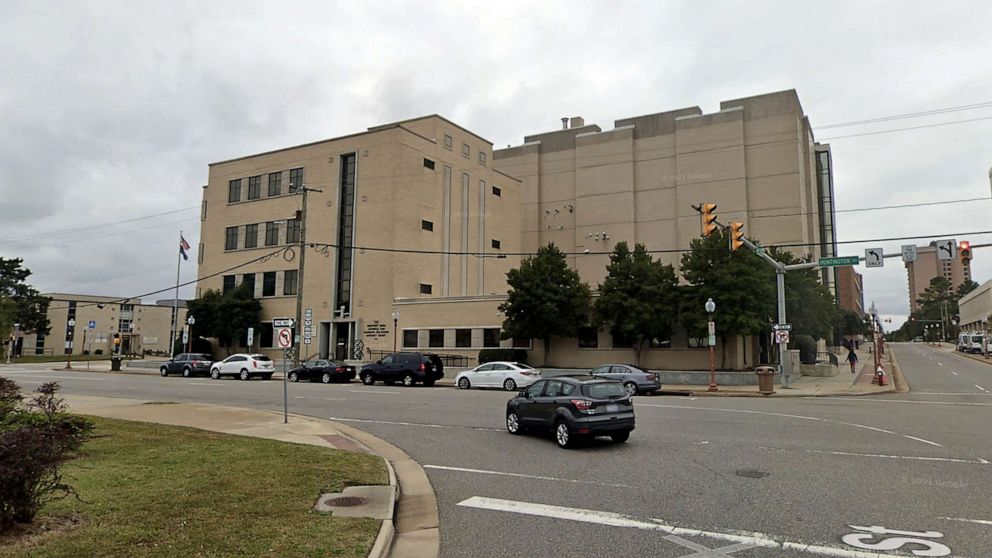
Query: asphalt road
[{"left": 3, "top": 342, "right": 990, "bottom": 558}]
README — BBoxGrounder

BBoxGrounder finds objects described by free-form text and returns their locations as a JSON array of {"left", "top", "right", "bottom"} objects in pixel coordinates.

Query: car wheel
[
  {"left": 361, "top": 373, "right": 374, "bottom": 385},
  {"left": 503, "top": 378, "right": 517, "bottom": 391},
  {"left": 610, "top": 431, "right": 630, "bottom": 444},
  {"left": 182, "top": 367, "right": 192, "bottom": 378},
  {"left": 458, "top": 377, "right": 471, "bottom": 389},
  {"left": 402, "top": 374, "right": 415, "bottom": 387},
  {"left": 211, "top": 368, "right": 220, "bottom": 380},
  {"left": 160, "top": 367, "right": 168, "bottom": 377},
  {"left": 288, "top": 371, "right": 299, "bottom": 382},
  {"left": 506, "top": 412, "right": 522, "bottom": 435},
  {"left": 555, "top": 421, "right": 573, "bottom": 449},
  {"left": 623, "top": 382, "right": 638, "bottom": 396},
  {"left": 321, "top": 373, "right": 332, "bottom": 384},
  {"left": 240, "top": 369, "right": 250, "bottom": 381}
]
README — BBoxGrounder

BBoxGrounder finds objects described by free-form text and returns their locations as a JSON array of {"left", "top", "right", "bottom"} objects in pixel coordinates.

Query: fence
[{"left": 816, "top": 351, "right": 839, "bottom": 366}]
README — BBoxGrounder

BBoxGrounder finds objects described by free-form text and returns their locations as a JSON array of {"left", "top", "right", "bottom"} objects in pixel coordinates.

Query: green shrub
[
  {"left": 478, "top": 349, "right": 528, "bottom": 365},
  {"left": 94, "top": 349, "right": 103, "bottom": 355},
  {"left": 790, "top": 334, "right": 817, "bottom": 365}
]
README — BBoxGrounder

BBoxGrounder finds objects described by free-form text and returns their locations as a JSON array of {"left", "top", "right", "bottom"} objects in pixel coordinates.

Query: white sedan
[
  {"left": 210, "top": 353, "right": 275, "bottom": 380},
  {"left": 455, "top": 361, "right": 541, "bottom": 391}
]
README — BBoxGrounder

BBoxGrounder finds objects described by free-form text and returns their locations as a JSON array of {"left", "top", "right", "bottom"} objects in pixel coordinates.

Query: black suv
[
  {"left": 160, "top": 353, "right": 214, "bottom": 378},
  {"left": 360, "top": 352, "right": 444, "bottom": 387},
  {"left": 505, "top": 375, "right": 635, "bottom": 449}
]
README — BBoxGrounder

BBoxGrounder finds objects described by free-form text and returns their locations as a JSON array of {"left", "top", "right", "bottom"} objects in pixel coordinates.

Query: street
[{"left": 3, "top": 342, "right": 991, "bottom": 557}]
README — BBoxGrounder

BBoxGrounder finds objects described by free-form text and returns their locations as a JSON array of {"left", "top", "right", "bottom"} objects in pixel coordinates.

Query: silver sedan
[
  {"left": 589, "top": 364, "right": 661, "bottom": 395},
  {"left": 455, "top": 362, "right": 542, "bottom": 391}
]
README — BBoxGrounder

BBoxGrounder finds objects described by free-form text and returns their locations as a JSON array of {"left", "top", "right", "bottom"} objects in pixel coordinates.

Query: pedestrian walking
[{"left": 847, "top": 348, "right": 859, "bottom": 374}]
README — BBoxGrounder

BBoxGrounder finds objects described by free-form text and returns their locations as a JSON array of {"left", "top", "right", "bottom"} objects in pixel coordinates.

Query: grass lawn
[{"left": 0, "top": 417, "right": 388, "bottom": 557}]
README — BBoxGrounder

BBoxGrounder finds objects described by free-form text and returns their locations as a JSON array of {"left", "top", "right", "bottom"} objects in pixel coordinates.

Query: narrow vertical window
[
  {"left": 284, "top": 270, "right": 298, "bottom": 295},
  {"left": 244, "top": 224, "right": 258, "bottom": 248},
  {"left": 224, "top": 226, "right": 238, "bottom": 250},
  {"left": 247, "top": 175, "right": 261, "bottom": 200},
  {"left": 228, "top": 179, "right": 241, "bottom": 203},
  {"left": 289, "top": 167, "right": 304, "bottom": 193},
  {"left": 268, "top": 172, "right": 282, "bottom": 196}
]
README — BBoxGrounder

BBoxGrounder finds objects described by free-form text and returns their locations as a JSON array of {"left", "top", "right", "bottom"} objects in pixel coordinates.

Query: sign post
[{"left": 275, "top": 322, "right": 294, "bottom": 424}]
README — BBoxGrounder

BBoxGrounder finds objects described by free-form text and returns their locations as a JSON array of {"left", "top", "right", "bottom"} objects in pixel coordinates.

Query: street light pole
[
  {"left": 6, "top": 323, "right": 19, "bottom": 365},
  {"left": 66, "top": 318, "right": 76, "bottom": 370},
  {"left": 392, "top": 310, "right": 399, "bottom": 352},
  {"left": 705, "top": 298, "right": 717, "bottom": 392},
  {"left": 187, "top": 315, "right": 195, "bottom": 353}
]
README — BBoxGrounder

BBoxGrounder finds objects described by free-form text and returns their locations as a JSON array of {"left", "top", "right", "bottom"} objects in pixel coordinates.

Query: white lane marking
[
  {"left": 425, "top": 465, "right": 637, "bottom": 489},
  {"left": 952, "top": 371, "right": 959, "bottom": 376},
  {"left": 975, "top": 385, "right": 988, "bottom": 392},
  {"left": 937, "top": 362, "right": 944, "bottom": 367},
  {"left": 294, "top": 396, "right": 305, "bottom": 399},
  {"left": 349, "top": 389, "right": 400, "bottom": 395},
  {"left": 456, "top": 497, "right": 934, "bottom": 558},
  {"left": 940, "top": 516, "right": 992, "bottom": 526},
  {"left": 1, "top": 374, "right": 106, "bottom": 381},
  {"left": 328, "top": 416, "right": 503, "bottom": 432},
  {"left": 813, "top": 397, "right": 992, "bottom": 407},
  {"left": 759, "top": 446, "right": 989, "bottom": 465},
  {"left": 639, "top": 403, "right": 942, "bottom": 447},
  {"left": 324, "top": 398, "right": 346, "bottom": 401},
  {"left": 187, "top": 382, "right": 221, "bottom": 387}
]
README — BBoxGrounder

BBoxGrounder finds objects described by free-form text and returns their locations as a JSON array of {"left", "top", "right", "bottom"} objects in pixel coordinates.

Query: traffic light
[
  {"left": 729, "top": 221, "right": 744, "bottom": 251},
  {"left": 959, "top": 240, "right": 972, "bottom": 264},
  {"left": 700, "top": 203, "right": 718, "bottom": 236}
]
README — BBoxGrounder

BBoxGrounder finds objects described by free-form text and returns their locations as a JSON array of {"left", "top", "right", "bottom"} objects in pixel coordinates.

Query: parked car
[
  {"left": 210, "top": 353, "right": 275, "bottom": 380},
  {"left": 505, "top": 376, "right": 635, "bottom": 449},
  {"left": 360, "top": 352, "right": 444, "bottom": 387},
  {"left": 455, "top": 361, "right": 540, "bottom": 391},
  {"left": 958, "top": 333, "right": 985, "bottom": 354},
  {"left": 288, "top": 359, "right": 356, "bottom": 383},
  {"left": 589, "top": 364, "right": 661, "bottom": 395},
  {"left": 159, "top": 353, "right": 214, "bottom": 377}
]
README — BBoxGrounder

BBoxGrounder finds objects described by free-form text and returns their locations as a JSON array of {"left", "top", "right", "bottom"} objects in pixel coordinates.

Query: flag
[{"left": 180, "top": 235, "right": 191, "bottom": 261}]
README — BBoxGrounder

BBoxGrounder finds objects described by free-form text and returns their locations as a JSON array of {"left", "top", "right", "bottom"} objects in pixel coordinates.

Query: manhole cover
[
  {"left": 325, "top": 496, "right": 367, "bottom": 507},
  {"left": 735, "top": 469, "right": 770, "bottom": 479}
]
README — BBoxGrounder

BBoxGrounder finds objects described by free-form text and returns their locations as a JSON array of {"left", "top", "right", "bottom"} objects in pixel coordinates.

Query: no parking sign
[{"left": 774, "top": 330, "right": 790, "bottom": 344}]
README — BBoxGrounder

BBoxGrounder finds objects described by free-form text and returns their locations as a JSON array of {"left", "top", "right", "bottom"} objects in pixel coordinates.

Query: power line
[
  {"left": 10, "top": 217, "right": 198, "bottom": 249},
  {"left": 817, "top": 100, "right": 992, "bottom": 129},
  {"left": 752, "top": 195, "right": 991, "bottom": 220},
  {"left": 0, "top": 205, "right": 199, "bottom": 243},
  {"left": 819, "top": 115, "right": 992, "bottom": 141}
]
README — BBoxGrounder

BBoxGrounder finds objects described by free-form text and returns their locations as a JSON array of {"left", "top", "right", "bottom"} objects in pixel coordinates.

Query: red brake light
[
  {"left": 419, "top": 363, "right": 426, "bottom": 372},
  {"left": 570, "top": 399, "right": 592, "bottom": 411},
  {"left": 336, "top": 367, "right": 345, "bottom": 372},
  {"left": 252, "top": 360, "right": 258, "bottom": 369},
  {"left": 647, "top": 373, "right": 657, "bottom": 381}
]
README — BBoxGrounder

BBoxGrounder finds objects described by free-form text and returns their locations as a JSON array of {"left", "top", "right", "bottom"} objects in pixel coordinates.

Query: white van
[{"left": 958, "top": 333, "right": 985, "bottom": 354}]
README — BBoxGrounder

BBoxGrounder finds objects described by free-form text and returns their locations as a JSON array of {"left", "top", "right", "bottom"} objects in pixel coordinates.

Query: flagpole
[{"left": 170, "top": 230, "right": 182, "bottom": 358}]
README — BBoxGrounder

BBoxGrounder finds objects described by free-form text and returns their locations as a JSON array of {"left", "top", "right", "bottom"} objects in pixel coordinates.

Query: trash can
[
  {"left": 110, "top": 357, "right": 122, "bottom": 372},
  {"left": 755, "top": 366, "right": 776, "bottom": 395}
]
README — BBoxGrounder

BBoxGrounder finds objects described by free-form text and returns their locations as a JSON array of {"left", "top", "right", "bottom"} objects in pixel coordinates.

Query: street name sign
[
  {"left": 864, "top": 248, "right": 884, "bottom": 268},
  {"left": 901, "top": 244, "right": 917, "bottom": 263},
  {"left": 273, "top": 318, "right": 295, "bottom": 328},
  {"left": 936, "top": 239, "right": 956, "bottom": 260},
  {"left": 818, "top": 256, "right": 859, "bottom": 267},
  {"left": 772, "top": 323, "right": 792, "bottom": 331}
]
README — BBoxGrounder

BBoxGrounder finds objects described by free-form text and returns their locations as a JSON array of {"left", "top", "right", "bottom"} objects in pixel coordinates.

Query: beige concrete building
[
  {"left": 905, "top": 242, "right": 973, "bottom": 312},
  {"left": 198, "top": 115, "right": 522, "bottom": 361},
  {"left": 494, "top": 90, "right": 837, "bottom": 369},
  {"left": 18, "top": 294, "right": 186, "bottom": 356},
  {"left": 958, "top": 278, "right": 991, "bottom": 332}
]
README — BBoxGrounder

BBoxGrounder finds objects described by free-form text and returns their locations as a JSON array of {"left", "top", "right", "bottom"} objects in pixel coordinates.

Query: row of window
[
  {"left": 228, "top": 168, "right": 304, "bottom": 203},
  {"left": 577, "top": 326, "right": 710, "bottom": 349},
  {"left": 419, "top": 218, "right": 501, "bottom": 249},
  {"left": 441, "top": 134, "right": 488, "bottom": 166},
  {"left": 225, "top": 220, "right": 300, "bottom": 251},
  {"left": 401, "top": 327, "right": 529, "bottom": 349},
  {"left": 422, "top": 158, "right": 502, "bottom": 199},
  {"left": 223, "top": 270, "right": 298, "bottom": 297}
]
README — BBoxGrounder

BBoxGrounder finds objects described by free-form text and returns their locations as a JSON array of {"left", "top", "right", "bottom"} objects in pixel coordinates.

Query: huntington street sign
[{"left": 818, "top": 256, "right": 860, "bottom": 267}]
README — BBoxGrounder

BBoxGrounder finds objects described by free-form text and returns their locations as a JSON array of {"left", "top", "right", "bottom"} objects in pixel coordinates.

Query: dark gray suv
[
  {"left": 159, "top": 353, "right": 214, "bottom": 378},
  {"left": 359, "top": 352, "right": 444, "bottom": 387}
]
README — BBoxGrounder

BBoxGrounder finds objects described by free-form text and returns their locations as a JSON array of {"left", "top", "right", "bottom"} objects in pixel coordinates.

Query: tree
[
  {"left": 767, "top": 248, "right": 839, "bottom": 341},
  {"left": 839, "top": 309, "right": 869, "bottom": 338},
  {"left": 593, "top": 242, "right": 678, "bottom": 365},
  {"left": 499, "top": 243, "right": 591, "bottom": 366},
  {"left": 678, "top": 230, "right": 775, "bottom": 368},
  {"left": 185, "top": 284, "right": 262, "bottom": 355},
  {"left": 0, "top": 258, "right": 51, "bottom": 358}
]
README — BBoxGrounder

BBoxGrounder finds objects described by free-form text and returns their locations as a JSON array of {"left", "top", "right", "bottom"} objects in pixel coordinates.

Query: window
[
  {"left": 421, "top": 220, "right": 434, "bottom": 231},
  {"left": 483, "top": 328, "right": 500, "bottom": 348},
  {"left": 381, "top": 355, "right": 395, "bottom": 365},
  {"left": 491, "top": 239, "right": 501, "bottom": 250},
  {"left": 244, "top": 224, "right": 258, "bottom": 248},
  {"left": 478, "top": 151, "right": 487, "bottom": 165},
  {"left": 262, "top": 272, "right": 276, "bottom": 297},
  {"left": 428, "top": 329, "right": 444, "bottom": 348},
  {"left": 222, "top": 275, "right": 236, "bottom": 293},
  {"left": 403, "top": 330, "right": 418, "bottom": 348},
  {"left": 198, "top": 243, "right": 204, "bottom": 264},
  {"left": 228, "top": 179, "right": 241, "bottom": 203},
  {"left": 545, "top": 380, "right": 564, "bottom": 398},
  {"left": 224, "top": 226, "right": 238, "bottom": 250},
  {"left": 524, "top": 381, "right": 545, "bottom": 398},
  {"left": 201, "top": 200, "right": 207, "bottom": 220},
  {"left": 242, "top": 273, "right": 255, "bottom": 295},
  {"left": 492, "top": 186, "right": 501, "bottom": 197},
  {"left": 455, "top": 329, "right": 471, "bottom": 348},
  {"left": 260, "top": 323, "right": 273, "bottom": 348},
  {"left": 578, "top": 326, "right": 598, "bottom": 348},
  {"left": 444, "top": 134, "right": 453, "bottom": 150},
  {"left": 462, "top": 143, "right": 470, "bottom": 157},
  {"left": 289, "top": 167, "right": 304, "bottom": 193},
  {"left": 247, "top": 175, "right": 261, "bottom": 200},
  {"left": 283, "top": 270, "right": 298, "bottom": 295},
  {"left": 268, "top": 172, "right": 282, "bottom": 196},
  {"left": 286, "top": 219, "right": 301, "bottom": 244},
  {"left": 420, "top": 283, "right": 433, "bottom": 295},
  {"left": 688, "top": 337, "right": 709, "bottom": 348},
  {"left": 423, "top": 158, "right": 435, "bottom": 170},
  {"left": 265, "top": 222, "right": 279, "bottom": 246}
]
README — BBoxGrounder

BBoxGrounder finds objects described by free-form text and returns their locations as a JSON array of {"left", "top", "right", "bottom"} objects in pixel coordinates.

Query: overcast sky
[{"left": 1, "top": 1, "right": 990, "bottom": 328}]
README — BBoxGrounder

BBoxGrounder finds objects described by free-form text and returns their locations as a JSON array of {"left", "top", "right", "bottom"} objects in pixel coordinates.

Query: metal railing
[
  {"left": 816, "top": 351, "right": 839, "bottom": 366},
  {"left": 365, "top": 349, "right": 473, "bottom": 368}
]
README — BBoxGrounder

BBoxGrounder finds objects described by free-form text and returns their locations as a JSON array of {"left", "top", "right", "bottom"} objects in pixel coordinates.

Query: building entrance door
[{"left": 333, "top": 323, "right": 351, "bottom": 361}]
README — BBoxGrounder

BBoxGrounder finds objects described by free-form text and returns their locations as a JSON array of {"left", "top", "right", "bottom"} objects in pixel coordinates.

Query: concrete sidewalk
[{"left": 62, "top": 394, "right": 440, "bottom": 558}]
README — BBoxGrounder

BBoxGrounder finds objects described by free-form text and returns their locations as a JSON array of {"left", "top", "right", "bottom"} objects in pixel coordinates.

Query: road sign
[
  {"left": 774, "top": 330, "right": 790, "bottom": 344},
  {"left": 273, "top": 318, "right": 295, "bottom": 328},
  {"left": 182, "top": 326, "right": 188, "bottom": 344},
  {"left": 707, "top": 334, "right": 716, "bottom": 346},
  {"left": 772, "top": 323, "right": 792, "bottom": 331},
  {"left": 87, "top": 320, "right": 96, "bottom": 329},
  {"left": 754, "top": 245, "right": 765, "bottom": 256},
  {"left": 303, "top": 338, "right": 311, "bottom": 345},
  {"left": 818, "top": 256, "right": 859, "bottom": 267},
  {"left": 864, "top": 248, "right": 884, "bottom": 268},
  {"left": 707, "top": 321, "right": 715, "bottom": 335},
  {"left": 247, "top": 327, "right": 254, "bottom": 347},
  {"left": 901, "top": 244, "right": 917, "bottom": 263},
  {"left": 275, "top": 327, "right": 293, "bottom": 349},
  {"left": 935, "top": 239, "right": 956, "bottom": 260},
  {"left": 304, "top": 307, "right": 312, "bottom": 318}
]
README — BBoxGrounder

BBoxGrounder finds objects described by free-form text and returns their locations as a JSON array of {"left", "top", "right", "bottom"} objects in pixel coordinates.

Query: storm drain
[
  {"left": 324, "top": 496, "right": 368, "bottom": 507},
  {"left": 734, "top": 469, "right": 770, "bottom": 479}
]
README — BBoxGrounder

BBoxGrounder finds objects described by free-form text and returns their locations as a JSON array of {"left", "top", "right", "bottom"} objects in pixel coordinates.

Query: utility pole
[{"left": 293, "top": 185, "right": 322, "bottom": 369}]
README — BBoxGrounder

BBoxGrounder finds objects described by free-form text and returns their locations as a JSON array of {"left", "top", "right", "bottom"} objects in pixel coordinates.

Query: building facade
[
  {"left": 905, "top": 242, "right": 973, "bottom": 312},
  {"left": 198, "top": 115, "right": 522, "bottom": 361},
  {"left": 18, "top": 294, "right": 186, "bottom": 356},
  {"left": 958, "top": 279, "right": 991, "bottom": 333},
  {"left": 493, "top": 89, "right": 836, "bottom": 369},
  {"left": 836, "top": 267, "right": 865, "bottom": 316}
]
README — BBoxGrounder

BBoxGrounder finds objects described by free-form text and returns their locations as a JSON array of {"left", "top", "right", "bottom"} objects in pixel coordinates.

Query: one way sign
[
  {"left": 864, "top": 248, "right": 884, "bottom": 268},
  {"left": 936, "top": 239, "right": 956, "bottom": 260}
]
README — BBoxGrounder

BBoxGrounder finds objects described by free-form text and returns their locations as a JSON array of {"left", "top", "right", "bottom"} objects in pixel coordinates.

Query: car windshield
[
  {"left": 973, "top": 336, "right": 984, "bottom": 343},
  {"left": 581, "top": 382, "right": 627, "bottom": 399}
]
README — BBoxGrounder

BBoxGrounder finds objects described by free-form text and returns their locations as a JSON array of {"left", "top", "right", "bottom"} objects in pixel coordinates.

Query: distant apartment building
[
  {"left": 836, "top": 267, "right": 865, "bottom": 316},
  {"left": 17, "top": 294, "right": 186, "bottom": 356},
  {"left": 905, "top": 242, "right": 973, "bottom": 312},
  {"left": 494, "top": 90, "right": 837, "bottom": 368}
]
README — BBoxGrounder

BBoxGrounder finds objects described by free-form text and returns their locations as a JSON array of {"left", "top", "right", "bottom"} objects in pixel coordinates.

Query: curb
[
  {"left": 888, "top": 348, "right": 911, "bottom": 393},
  {"left": 368, "top": 458, "right": 399, "bottom": 558}
]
